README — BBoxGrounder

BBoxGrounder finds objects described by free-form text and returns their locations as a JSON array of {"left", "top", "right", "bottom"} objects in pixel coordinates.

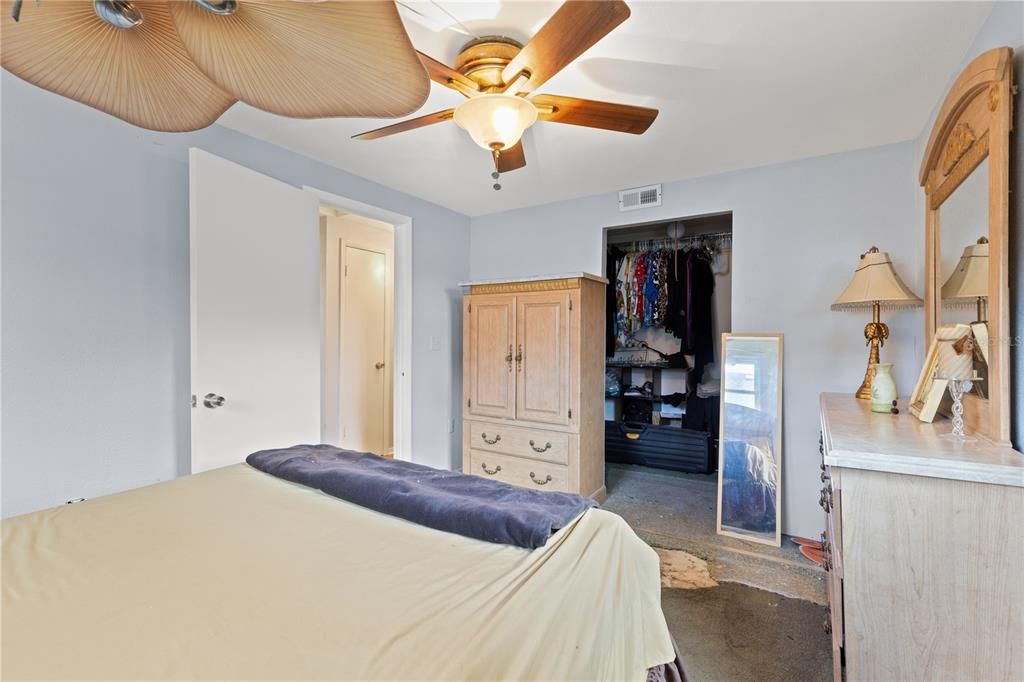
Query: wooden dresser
[
  {"left": 819, "top": 393, "right": 1024, "bottom": 681},
  {"left": 460, "top": 274, "right": 607, "bottom": 499}
]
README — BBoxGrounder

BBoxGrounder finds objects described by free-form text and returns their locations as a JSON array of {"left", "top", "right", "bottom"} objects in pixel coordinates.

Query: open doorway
[
  {"left": 320, "top": 208, "right": 394, "bottom": 456},
  {"left": 601, "top": 212, "right": 740, "bottom": 548},
  {"left": 188, "top": 150, "right": 414, "bottom": 473}
]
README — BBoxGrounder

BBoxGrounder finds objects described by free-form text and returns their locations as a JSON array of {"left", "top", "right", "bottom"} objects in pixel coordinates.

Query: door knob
[
  {"left": 203, "top": 393, "right": 225, "bottom": 408},
  {"left": 375, "top": 361, "right": 385, "bottom": 369}
]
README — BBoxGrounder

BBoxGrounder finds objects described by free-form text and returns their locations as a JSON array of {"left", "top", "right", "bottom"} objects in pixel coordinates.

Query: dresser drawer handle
[
  {"left": 529, "top": 440, "right": 552, "bottom": 453},
  {"left": 480, "top": 433, "right": 501, "bottom": 445},
  {"left": 480, "top": 463, "right": 502, "bottom": 475},
  {"left": 529, "top": 472, "right": 553, "bottom": 485}
]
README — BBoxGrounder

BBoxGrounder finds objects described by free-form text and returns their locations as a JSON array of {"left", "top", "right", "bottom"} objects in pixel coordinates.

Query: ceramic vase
[{"left": 870, "top": 363, "right": 897, "bottom": 413}]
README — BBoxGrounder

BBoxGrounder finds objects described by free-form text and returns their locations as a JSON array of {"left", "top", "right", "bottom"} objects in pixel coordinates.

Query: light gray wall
[
  {"left": 1, "top": 72, "right": 470, "bottom": 517},
  {"left": 469, "top": 141, "right": 925, "bottom": 540}
]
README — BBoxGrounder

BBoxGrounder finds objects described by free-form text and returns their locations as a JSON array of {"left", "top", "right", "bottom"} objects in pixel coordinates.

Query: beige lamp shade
[
  {"left": 1, "top": 1, "right": 236, "bottom": 132},
  {"left": 167, "top": 0, "right": 430, "bottom": 119},
  {"left": 831, "top": 247, "right": 923, "bottom": 310},
  {"left": 941, "top": 237, "right": 988, "bottom": 302}
]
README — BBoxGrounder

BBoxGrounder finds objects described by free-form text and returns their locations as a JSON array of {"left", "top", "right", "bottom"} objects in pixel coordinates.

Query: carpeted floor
[
  {"left": 662, "top": 583, "right": 833, "bottom": 682},
  {"left": 602, "top": 464, "right": 833, "bottom": 681}
]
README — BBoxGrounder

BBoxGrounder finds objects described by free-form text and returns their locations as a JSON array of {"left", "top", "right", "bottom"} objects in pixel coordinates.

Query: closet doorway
[
  {"left": 320, "top": 208, "right": 395, "bottom": 457},
  {"left": 602, "top": 213, "right": 733, "bottom": 545}
]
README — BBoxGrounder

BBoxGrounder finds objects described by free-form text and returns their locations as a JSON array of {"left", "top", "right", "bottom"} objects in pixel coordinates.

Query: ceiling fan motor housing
[{"left": 454, "top": 36, "right": 523, "bottom": 91}]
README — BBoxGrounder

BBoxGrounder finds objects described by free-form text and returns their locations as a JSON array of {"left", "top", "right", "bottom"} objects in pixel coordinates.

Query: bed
[{"left": 2, "top": 461, "right": 680, "bottom": 680}]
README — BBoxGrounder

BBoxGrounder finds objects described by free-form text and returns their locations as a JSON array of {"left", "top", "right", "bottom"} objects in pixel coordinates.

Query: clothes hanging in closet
[
  {"left": 609, "top": 243, "right": 715, "bottom": 366},
  {"left": 685, "top": 248, "right": 716, "bottom": 379},
  {"left": 606, "top": 246, "right": 623, "bottom": 357}
]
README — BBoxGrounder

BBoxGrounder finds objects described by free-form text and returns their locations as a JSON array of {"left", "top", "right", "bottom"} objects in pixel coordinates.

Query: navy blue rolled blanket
[{"left": 246, "top": 445, "right": 597, "bottom": 549}]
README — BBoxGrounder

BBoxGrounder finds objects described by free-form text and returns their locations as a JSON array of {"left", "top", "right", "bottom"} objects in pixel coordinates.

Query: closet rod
[{"left": 615, "top": 231, "right": 733, "bottom": 252}]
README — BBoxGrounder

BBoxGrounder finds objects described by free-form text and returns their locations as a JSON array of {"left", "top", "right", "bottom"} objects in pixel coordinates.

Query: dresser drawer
[
  {"left": 469, "top": 450, "right": 570, "bottom": 493},
  {"left": 468, "top": 421, "right": 569, "bottom": 465}
]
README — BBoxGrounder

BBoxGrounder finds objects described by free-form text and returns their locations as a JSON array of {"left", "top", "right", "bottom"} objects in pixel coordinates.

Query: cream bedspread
[{"left": 2, "top": 464, "right": 674, "bottom": 680}]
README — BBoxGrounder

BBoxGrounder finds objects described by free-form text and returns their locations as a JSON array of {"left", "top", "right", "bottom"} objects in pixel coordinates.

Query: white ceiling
[{"left": 218, "top": 1, "right": 992, "bottom": 217}]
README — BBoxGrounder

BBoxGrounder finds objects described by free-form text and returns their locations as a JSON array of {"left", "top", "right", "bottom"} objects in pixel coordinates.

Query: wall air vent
[{"left": 618, "top": 184, "right": 662, "bottom": 212}]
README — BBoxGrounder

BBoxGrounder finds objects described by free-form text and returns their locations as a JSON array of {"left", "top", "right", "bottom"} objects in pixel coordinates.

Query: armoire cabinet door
[
  {"left": 516, "top": 291, "right": 571, "bottom": 426},
  {"left": 466, "top": 294, "right": 516, "bottom": 419}
]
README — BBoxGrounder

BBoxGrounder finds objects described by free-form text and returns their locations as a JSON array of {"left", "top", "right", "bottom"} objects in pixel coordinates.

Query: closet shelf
[{"left": 606, "top": 394, "right": 660, "bottom": 401}]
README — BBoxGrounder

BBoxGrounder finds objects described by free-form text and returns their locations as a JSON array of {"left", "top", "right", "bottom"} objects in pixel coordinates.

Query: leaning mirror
[{"left": 717, "top": 333, "right": 783, "bottom": 547}]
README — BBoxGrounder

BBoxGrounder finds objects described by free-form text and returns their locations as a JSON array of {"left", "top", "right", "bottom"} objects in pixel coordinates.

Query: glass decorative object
[{"left": 942, "top": 377, "right": 984, "bottom": 440}]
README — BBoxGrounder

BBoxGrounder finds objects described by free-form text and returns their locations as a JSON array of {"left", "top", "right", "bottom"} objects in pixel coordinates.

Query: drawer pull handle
[
  {"left": 529, "top": 440, "right": 552, "bottom": 453},
  {"left": 480, "top": 463, "right": 502, "bottom": 475},
  {"left": 529, "top": 472, "right": 553, "bottom": 485},
  {"left": 480, "top": 433, "right": 501, "bottom": 445}
]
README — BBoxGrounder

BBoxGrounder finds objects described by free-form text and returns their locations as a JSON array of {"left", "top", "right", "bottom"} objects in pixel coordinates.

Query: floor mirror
[{"left": 716, "top": 333, "right": 783, "bottom": 547}]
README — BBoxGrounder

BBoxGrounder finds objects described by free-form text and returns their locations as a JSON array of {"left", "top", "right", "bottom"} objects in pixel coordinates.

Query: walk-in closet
[{"left": 603, "top": 214, "right": 733, "bottom": 475}]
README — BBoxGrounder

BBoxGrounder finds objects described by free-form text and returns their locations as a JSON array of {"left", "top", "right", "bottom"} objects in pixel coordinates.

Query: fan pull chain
[{"left": 491, "top": 148, "right": 502, "bottom": 191}]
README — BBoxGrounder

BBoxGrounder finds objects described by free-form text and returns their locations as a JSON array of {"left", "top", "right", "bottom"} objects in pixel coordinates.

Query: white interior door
[
  {"left": 189, "top": 149, "right": 321, "bottom": 473},
  {"left": 339, "top": 245, "right": 388, "bottom": 454}
]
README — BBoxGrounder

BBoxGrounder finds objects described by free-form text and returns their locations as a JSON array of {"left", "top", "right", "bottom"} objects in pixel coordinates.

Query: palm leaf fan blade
[
  {"left": 0, "top": 0, "right": 235, "bottom": 132},
  {"left": 168, "top": 0, "right": 430, "bottom": 119}
]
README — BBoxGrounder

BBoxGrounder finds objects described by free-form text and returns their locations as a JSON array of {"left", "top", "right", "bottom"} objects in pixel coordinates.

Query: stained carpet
[
  {"left": 661, "top": 583, "right": 833, "bottom": 682},
  {"left": 602, "top": 464, "right": 833, "bottom": 680}
]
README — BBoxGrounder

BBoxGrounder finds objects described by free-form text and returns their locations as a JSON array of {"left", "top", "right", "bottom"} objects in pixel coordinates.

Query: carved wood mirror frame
[{"left": 920, "top": 47, "right": 1014, "bottom": 444}]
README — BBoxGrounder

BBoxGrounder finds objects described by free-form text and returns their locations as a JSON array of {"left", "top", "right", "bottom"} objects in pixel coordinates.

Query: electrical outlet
[
  {"left": 447, "top": 418, "right": 455, "bottom": 434},
  {"left": 429, "top": 335, "right": 441, "bottom": 351}
]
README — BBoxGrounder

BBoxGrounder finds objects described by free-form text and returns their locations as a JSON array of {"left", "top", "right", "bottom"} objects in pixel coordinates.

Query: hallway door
[{"left": 340, "top": 245, "right": 389, "bottom": 454}]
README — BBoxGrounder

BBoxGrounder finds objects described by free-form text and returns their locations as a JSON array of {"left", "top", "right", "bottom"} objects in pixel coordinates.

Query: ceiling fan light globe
[{"left": 453, "top": 94, "right": 537, "bottom": 152}]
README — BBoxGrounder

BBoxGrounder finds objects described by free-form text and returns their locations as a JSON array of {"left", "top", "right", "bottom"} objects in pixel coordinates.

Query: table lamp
[
  {"left": 941, "top": 236, "right": 988, "bottom": 323},
  {"left": 831, "top": 247, "right": 922, "bottom": 400}
]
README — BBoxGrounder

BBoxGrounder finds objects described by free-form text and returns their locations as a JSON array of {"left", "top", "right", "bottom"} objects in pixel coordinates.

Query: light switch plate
[{"left": 429, "top": 335, "right": 441, "bottom": 351}]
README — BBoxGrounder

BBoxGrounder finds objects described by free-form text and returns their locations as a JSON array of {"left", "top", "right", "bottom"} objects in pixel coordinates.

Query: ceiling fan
[
  {"left": 353, "top": 0, "right": 658, "bottom": 187},
  {"left": 1, "top": 0, "right": 431, "bottom": 132}
]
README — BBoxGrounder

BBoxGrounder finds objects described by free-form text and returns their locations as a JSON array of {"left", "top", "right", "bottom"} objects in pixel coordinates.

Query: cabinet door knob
[
  {"left": 481, "top": 433, "right": 501, "bottom": 445},
  {"left": 529, "top": 440, "right": 552, "bottom": 453},
  {"left": 203, "top": 393, "right": 225, "bottom": 409},
  {"left": 480, "top": 463, "right": 501, "bottom": 475}
]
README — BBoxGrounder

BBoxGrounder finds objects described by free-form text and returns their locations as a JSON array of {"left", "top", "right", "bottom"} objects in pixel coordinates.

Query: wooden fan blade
[
  {"left": 418, "top": 51, "right": 479, "bottom": 96},
  {"left": 168, "top": 0, "right": 430, "bottom": 119},
  {"left": 352, "top": 109, "right": 455, "bottom": 141},
  {"left": 501, "top": 0, "right": 630, "bottom": 95},
  {"left": 0, "top": 0, "right": 234, "bottom": 132},
  {"left": 532, "top": 94, "right": 658, "bottom": 134},
  {"left": 496, "top": 141, "right": 527, "bottom": 173}
]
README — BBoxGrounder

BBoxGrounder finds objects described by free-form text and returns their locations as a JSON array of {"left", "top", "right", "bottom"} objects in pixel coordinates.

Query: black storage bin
[{"left": 605, "top": 421, "right": 712, "bottom": 474}]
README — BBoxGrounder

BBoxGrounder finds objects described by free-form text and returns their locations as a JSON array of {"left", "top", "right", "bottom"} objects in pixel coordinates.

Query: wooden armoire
[{"left": 461, "top": 274, "right": 607, "bottom": 500}]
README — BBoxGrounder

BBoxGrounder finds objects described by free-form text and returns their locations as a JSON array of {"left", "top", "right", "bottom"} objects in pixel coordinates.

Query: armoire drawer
[
  {"left": 469, "top": 450, "right": 570, "bottom": 493},
  {"left": 468, "top": 421, "right": 569, "bottom": 465}
]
